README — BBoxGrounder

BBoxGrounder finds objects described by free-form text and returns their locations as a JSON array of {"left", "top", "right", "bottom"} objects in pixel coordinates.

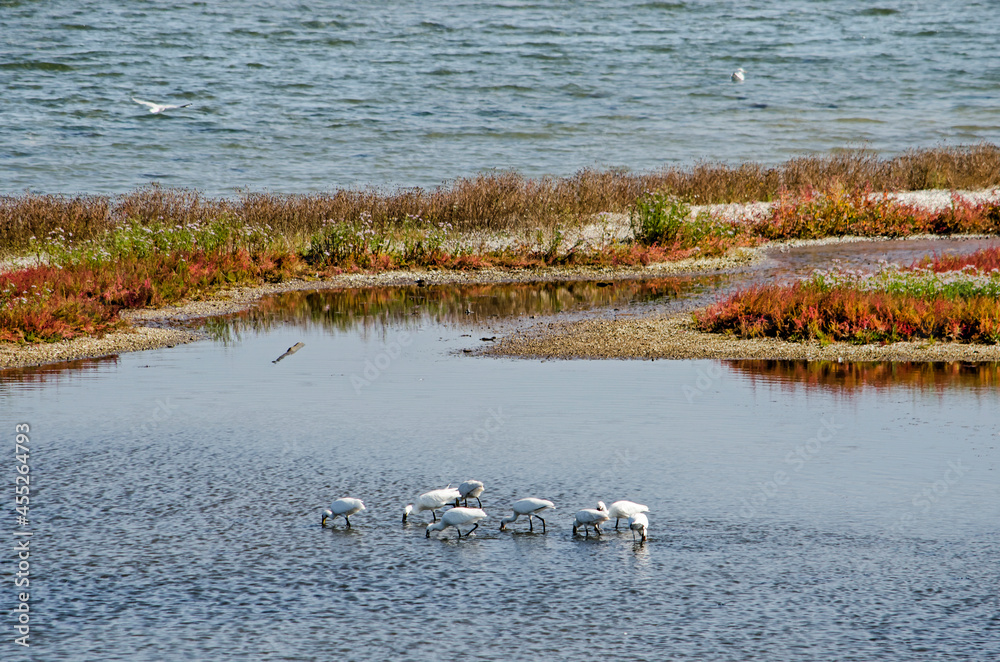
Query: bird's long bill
[{"left": 321, "top": 515, "right": 328, "bottom": 526}]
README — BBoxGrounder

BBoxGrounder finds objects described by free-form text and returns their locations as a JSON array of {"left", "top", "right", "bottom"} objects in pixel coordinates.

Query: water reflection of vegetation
[
  {"left": 727, "top": 359, "right": 1000, "bottom": 391},
  {"left": 200, "top": 277, "right": 720, "bottom": 342},
  {"left": 0, "top": 355, "right": 118, "bottom": 390}
]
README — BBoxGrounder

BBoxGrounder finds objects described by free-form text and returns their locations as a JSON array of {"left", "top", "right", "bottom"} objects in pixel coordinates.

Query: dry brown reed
[{"left": 3, "top": 143, "right": 999, "bottom": 254}]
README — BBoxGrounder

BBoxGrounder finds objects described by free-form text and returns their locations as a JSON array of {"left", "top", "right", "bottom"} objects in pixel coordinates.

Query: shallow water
[
  {"left": 3, "top": 0, "right": 1000, "bottom": 194},
  {"left": 5, "top": 240, "right": 1000, "bottom": 660}
]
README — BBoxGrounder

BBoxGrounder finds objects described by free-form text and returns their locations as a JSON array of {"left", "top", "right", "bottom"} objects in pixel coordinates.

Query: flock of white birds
[{"left": 322, "top": 480, "right": 651, "bottom": 542}]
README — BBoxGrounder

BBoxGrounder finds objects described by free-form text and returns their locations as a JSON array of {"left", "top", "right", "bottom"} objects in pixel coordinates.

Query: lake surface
[
  {"left": 4, "top": 240, "right": 1000, "bottom": 661},
  {"left": 3, "top": 0, "right": 1000, "bottom": 195}
]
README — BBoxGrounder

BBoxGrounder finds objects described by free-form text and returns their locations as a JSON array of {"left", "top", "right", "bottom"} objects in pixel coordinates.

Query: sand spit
[
  {"left": 484, "top": 314, "right": 1000, "bottom": 363},
  {"left": 0, "top": 326, "right": 203, "bottom": 370}
]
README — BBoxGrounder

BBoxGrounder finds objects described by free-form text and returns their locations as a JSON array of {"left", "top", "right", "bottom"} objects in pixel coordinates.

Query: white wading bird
[
  {"left": 426, "top": 507, "right": 487, "bottom": 539},
  {"left": 132, "top": 97, "right": 192, "bottom": 114},
  {"left": 458, "top": 480, "right": 485, "bottom": 508},
  {"left": 573, "top": 502, "right": 610, "bottom": 537},
  {"left": 499, "top": 498, "right": 555, "bottom": 533},
  {"left": 321, "top": 498, "right": 366, "bottom": 528},
  {"left": 607, "top": 500, "right": 650, "bottom": 530},
  {"left": 403, "top": 486, "right": 462, "bottom": 522},
  {"left": 731, "top": 68, "right": 746, "bottom": 83},
  {"left": 628, "top": 512, "right": 648, "bottom": 542}
]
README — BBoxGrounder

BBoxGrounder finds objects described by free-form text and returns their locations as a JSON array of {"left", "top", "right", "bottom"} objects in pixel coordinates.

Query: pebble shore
[{"left": 484, "top": 314, "right": 1000, "bottom": 362}]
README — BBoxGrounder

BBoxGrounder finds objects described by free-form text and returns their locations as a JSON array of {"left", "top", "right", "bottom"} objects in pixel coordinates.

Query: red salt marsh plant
[
  {"left": 913, "top": 246, "right": 1000, "bottom": 273},
  {"left": 740, "top": 184, "right": 1000, "bottom": 241},
  {"left": 696, "top": 248, "right": 1000, "bottom": 344},
  {"left": 2, "top": 223, "right": 297, "bottom": 343},
  {"left": 629, "top": 184, "right": 999, "bottom": 251}
]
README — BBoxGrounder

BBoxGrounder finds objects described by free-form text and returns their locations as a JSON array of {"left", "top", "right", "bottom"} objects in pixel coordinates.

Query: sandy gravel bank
[
  {"left": 0, "top": 326, "right": 203, "bottom": 370},
  {"left": 484, "top": 314, "right": 1000, "bottom": 363}
]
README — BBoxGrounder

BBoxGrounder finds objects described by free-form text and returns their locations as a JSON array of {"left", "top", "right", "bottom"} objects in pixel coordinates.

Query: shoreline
[
  {"left": 0, "top": 251, "right": 754, "bottom": 370},
  {"left": 482, "top": 314, "right": 1000, "bottom": 363},
  {"left": 4, "top": 233, "right": 1000, "bottom": 370}
]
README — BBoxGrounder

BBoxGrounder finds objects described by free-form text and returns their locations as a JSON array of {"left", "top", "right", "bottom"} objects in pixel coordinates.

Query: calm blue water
[
  {"left": 2, "top": 0, "right": 999, "bottom": 195},
  {"left": 3, "top": 271, "right": 1000, "bottom": 661}
]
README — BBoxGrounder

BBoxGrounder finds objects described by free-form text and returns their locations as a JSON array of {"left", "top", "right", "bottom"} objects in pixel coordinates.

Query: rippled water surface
[
  {"left": 5, "top": 242, "right": 1000, "bottom": 660},
  {"left": 3, "top": 0, "right": 999, "bottom": 194}
]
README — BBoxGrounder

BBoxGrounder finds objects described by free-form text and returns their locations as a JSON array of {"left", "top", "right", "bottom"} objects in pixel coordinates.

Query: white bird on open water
[
  {"left": 731, "top": 68, "right": 746, "bottom": 83},
  {"left": 403, "top": 486, "right": 462, "bottom": 522},
  {"left": 321, "top": 498, "right": 366, "bottom": 528},
  {"left": 426, "top": 507, "right": 487, "bottom": 539},
  {"left": 499, "top": 498, "right": 555, "bottom": 533},
  {"left": 132, "top": 97, "right": 192, "bottom": 114},
  {"left": 628, "top": 512, "right": 649, "bottom": 542},
  {"left": 607, "top": 500, "right": 650, "bottom": 530},
  {"left": 573, "top": 502, "right": 610, "bottom": 537},
  {"left": 458, "top": 480, "right": 485, "bottom": 508}
]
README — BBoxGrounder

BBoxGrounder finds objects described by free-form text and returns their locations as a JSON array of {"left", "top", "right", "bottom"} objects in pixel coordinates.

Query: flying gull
[{"left": 132, "top": 97, "right": 192, "bottom": 114}]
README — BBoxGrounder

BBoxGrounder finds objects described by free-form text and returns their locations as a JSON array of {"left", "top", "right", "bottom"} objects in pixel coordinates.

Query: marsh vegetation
[{"left": 2, "top": 145, "right": 999, "bottom": 344}]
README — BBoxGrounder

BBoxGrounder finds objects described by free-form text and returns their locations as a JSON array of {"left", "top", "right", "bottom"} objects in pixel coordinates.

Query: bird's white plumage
[
  {"left": 731, "top": 68, "right": 746, "bottom": 83},
  {"left": 608, "top": 500, "right": 649, "bottom": 521},
  {"left": 403, "top": 486, "right": 462, "bottom": 521},
  {"left": 500, "top": 498, "right": 555, "bottom": 532},
  {"left": 426, "top": 507, "right": 487, "bottom": 538},
  {"left": 573, "top": 507, "right": 610, "bottom": 536},
  {"left": 606, "top": 500, "right": 649, "bottom": 530},
  {"left": 458, "top": 480, "right": 485, "bottom": 507},
  {"left": 628, "top": 512, "right": 649, "bottom": 542},
  {"left": 321, "top": 497, "right": 365, "bottom": 526},
  {"left": 132, "top": 97, "right": 192, "bottom": 114}
]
